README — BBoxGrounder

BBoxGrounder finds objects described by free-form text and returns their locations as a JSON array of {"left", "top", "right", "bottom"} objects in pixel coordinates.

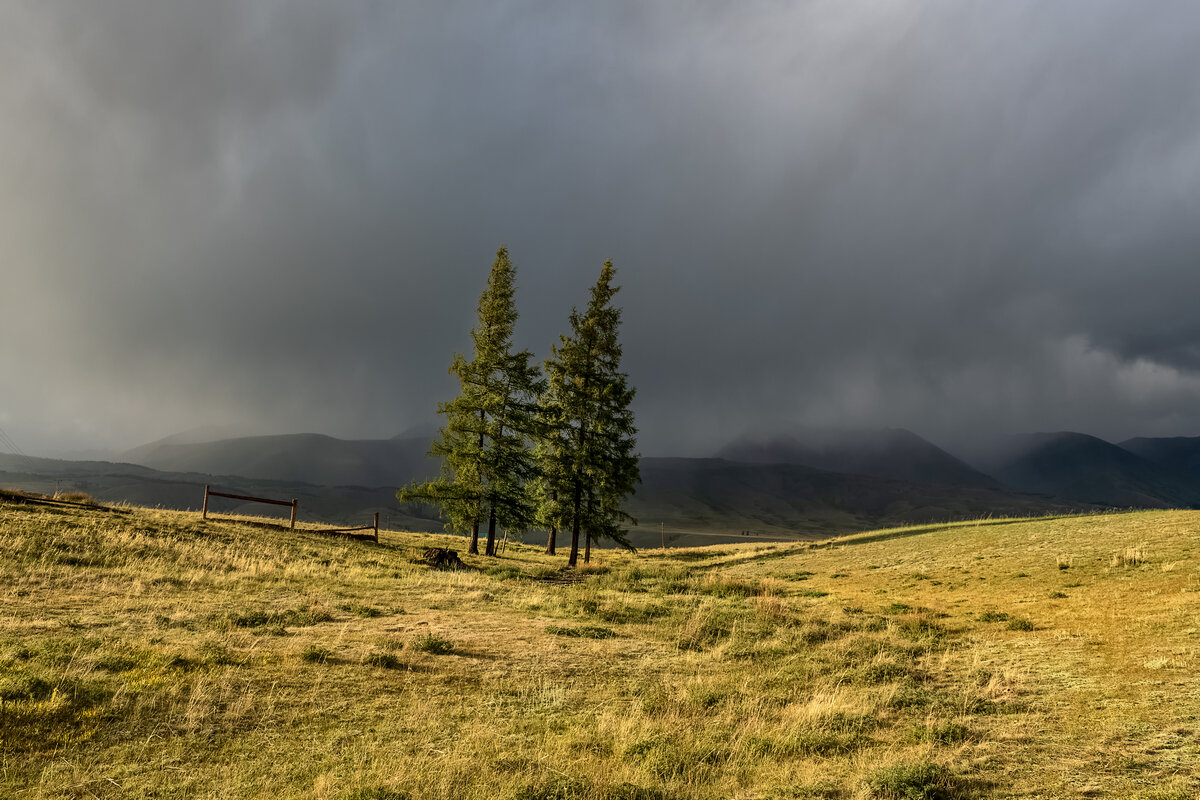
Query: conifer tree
[
  {"left": 397, "top": 247, "right": 543, "bottom": 556},
  {"left": 540, "top": 261, "right": 640, "bottom": 567}
]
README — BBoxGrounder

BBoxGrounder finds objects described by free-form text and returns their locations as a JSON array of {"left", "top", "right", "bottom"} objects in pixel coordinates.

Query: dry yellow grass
[{"left": 1, "top": 500, "right": 1198, "bottom": 799}]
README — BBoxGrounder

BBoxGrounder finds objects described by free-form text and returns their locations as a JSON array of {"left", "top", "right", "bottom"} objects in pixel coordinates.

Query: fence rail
[
  {"left": 202, "top": 485, "right": 297, "bottom": 529},
  {"left": 312, "top": 512, "right": 380, "bottom": 543}
]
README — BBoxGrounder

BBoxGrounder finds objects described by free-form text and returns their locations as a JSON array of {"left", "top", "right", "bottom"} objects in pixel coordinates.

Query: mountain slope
[
  {"left": 988, "top": 432, "right": 1200, "bottom": 508},
  {"left": 1119, "top": 436, "right": 1200, "bottom": 482},
  {"left": 122, "top": 433, "right": 438, "bottom": 488},
  {"left": 715, "top": 427, "right": 1002, "bottom": 489},
  {"left": 626, "top": 457, "right": 1083, "bottom": 539}
]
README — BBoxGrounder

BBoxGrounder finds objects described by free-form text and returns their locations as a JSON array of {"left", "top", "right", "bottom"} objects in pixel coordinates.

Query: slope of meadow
[{"left": 1, "top": 497, "right": 1198, "bottom": 799}]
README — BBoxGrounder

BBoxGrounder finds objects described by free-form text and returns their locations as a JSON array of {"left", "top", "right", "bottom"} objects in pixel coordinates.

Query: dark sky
[{"left": 3, "top": 2, "right": 1200, "bottom": 458}]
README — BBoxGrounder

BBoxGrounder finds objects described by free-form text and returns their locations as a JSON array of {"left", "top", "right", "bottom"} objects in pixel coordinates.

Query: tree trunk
[
  {"left": 545, "top": 490, "right": 558, "bottom": 554},
  {"left": 583, "top": 490, "right": 594, "bottom": 563},
  {"left": 485, "top": 506, "right": 497, "bottom": 556},
  {"left": 469, "top": 407, "right": 485, "bottom": 556},
  {"left": 567, "top": 479, "right": 582, "bottom": 567}
]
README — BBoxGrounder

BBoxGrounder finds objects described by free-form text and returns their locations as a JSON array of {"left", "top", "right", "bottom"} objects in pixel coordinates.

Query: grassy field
[{"left": 1, "top": 498, "right": 1198, "bottom": 799}]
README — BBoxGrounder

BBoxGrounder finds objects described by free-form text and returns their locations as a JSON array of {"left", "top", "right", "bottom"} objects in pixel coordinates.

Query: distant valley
[{"left": 4, "top": 427, "right": 1200, "bottom": 548}]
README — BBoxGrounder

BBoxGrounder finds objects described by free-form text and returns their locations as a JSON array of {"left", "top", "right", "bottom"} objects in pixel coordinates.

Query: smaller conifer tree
[
  {"left": 539, "top": 261, "right": 640, "bottom": 566},
  {"left": 397, "top": 247, "right": 542, "bottom": 555}
]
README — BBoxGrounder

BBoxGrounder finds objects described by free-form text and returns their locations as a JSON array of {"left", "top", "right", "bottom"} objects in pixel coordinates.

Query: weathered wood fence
[{"left": 202, "top": 484, "right": 297, "bottom": 529}]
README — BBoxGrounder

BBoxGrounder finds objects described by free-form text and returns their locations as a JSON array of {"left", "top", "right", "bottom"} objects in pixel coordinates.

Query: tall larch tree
[
  {"left": 540, "top": 261, "right": 640, "bottom": 567},
  {"left": 397, "top": 247, "right": 543, "bottom": 556}
]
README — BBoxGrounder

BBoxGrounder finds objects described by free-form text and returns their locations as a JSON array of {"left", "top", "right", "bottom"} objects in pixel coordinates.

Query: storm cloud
[{"left": 3, "top": 1, "right": 1200, "bottom": 458}]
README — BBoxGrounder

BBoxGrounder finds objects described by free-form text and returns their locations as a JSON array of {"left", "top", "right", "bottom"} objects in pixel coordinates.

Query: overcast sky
[{"left": 3, "top": 1, "right": 1200, "bottom": 458}]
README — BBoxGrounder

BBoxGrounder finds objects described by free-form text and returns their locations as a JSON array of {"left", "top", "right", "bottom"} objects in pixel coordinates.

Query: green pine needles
[
  {"left": 541, "top": 261, "right": 640, "bottom": 567},
  {"left": 397, "top": 250, "right": 639, "bottom": 564}
]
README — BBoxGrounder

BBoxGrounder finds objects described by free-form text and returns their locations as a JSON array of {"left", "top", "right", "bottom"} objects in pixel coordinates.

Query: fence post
[
  {"left": 290, "top": 500, "right": 297, "bottom": 530},
  {"left": 373, "top": 512, "right": 379, "bottom": 543},
  {"left": 203, "top": 485, "right": 210, "bottom": 520}
]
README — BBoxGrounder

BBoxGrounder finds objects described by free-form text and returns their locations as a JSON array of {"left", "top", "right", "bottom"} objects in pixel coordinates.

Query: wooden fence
[{"left": 202, "top": 485, "right": 297, "bottom": 529}]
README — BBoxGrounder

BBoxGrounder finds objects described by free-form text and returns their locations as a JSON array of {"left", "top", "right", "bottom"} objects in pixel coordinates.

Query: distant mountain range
[
  {"left": 981, "top": 432, "right": 1200, "bottom": 509},
  {"left": 716, "top": 428, "right": 1002, "bottom": 489},
  {"left": 2, "top": 426, "right": 1199, "bottom": 547},
  {"left": 123, "top": 432, "right": 438, "bottom": 487}
]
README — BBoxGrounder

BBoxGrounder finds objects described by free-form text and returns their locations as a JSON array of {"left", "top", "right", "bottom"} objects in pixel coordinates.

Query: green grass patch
[{"left": 545, "top": 624, "right": 618, "bottom": 639}]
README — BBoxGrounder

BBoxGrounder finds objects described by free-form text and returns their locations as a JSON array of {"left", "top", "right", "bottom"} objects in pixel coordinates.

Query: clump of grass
[
  {"left": 675, "top": 603, "right": 729, "bottom": 651},
  {"left": 300, "top": 645, "right": 332, "bottom": 664},
  {"left": 893, "top": 615, "right": 949, "bottom": 644},
  {"left": 363, "top": 651, "right": 403, "bottom": 669},
  {"left": 484, "top": 565, "right": 523, "bottom": 580},
  {"left": 92, "top": 654, "right": 137, "bottom": 672},
  {"left": 198, "top": 643, "right": 243, "bottom": 667},
  {"left": 1048, "top": 591, "right": 1068, "bottom": 599},
  {"left": 53, "top": 490, "right": 98, "bottom": 505},
  {"left": 574, "top": 596, "right": 670, "bottom": 624},
  {"left": 1112, "top": 546, "right": 1146, "bottom": 568},
  {"left": 410, "top": 633, "right": 454, "bottom": 655},
  {"left": 864, "top": 761, "right": 956, "bottom": 799},
  {"left": 339, "top": 602, "right": 385, "bottom": 618},
  {"left": 978, "top": 611, "right": 1010, "bottom": 623},
  {"left": 1006, "top": 618, "right": 1035, "bottom": 632},
  {"left": 856, "top": 660, "right": 912, "bottom": 685},
  {"left": 624, "top": 731, "right": 732, "bottom": 780},
  {"left": 697, "top": 575, "right": 763, "bottom": 598},
  {"left": 545, "top": 624, "right": 618, "bottom": 639},
  {"left": 344, "top": 787, "right": 411, "bottom": 800},
  {"left": 909, "top": 720, "right": 971, "bottom": 744},
  {"left": 223, "top": 604, "right": 333, "bottom": 631},
  {"left": 796, "top": 588, "right": 830, "bottom": 598},
  {"left": 1056, "top": 554, "right": 1073, "bottom": 570},
  {"left": 0, "top": 673, "right": 53, "bottom": 702}
]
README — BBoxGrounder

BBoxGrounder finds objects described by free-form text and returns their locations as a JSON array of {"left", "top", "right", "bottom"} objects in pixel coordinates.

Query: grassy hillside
[{"left": 1, "top": 498, "right": 1197, "bottom": 799}]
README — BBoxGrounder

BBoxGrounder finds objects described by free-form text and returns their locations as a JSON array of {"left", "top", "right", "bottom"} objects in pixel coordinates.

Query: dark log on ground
[{"left": 422, "top": 547, "right": 466, "bottom": 570}]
